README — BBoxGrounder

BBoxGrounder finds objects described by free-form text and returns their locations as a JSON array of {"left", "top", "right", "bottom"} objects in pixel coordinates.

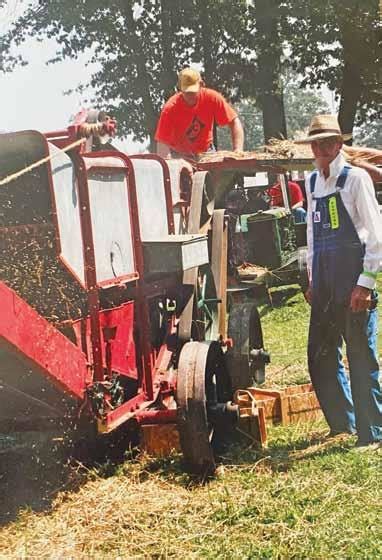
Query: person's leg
[
  {"left": 292, "top": 207, "right": 307, "bottom": 224},
  {"left": 345, "top": 307, "right": 382, "bottom": 444},
  {"left": 308, "top": 305, "right": 356, "bottom": 433}
]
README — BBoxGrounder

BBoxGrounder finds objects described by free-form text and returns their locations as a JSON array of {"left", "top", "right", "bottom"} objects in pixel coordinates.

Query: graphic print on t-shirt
[{"left": 185, "top": 116, "right": 205, "bottom": 143}]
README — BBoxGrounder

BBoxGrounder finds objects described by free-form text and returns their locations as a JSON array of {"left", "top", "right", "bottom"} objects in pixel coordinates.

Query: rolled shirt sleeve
[{"left": 353, "top": 169, "right": 382, "bottom": 289}]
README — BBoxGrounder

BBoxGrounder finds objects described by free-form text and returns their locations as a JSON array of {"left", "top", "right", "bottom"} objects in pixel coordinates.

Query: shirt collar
[{"left": 316, "top": 152, "right": 346, "bottom": 180}]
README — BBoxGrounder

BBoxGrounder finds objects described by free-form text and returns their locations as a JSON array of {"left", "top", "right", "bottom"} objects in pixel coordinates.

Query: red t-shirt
[
  {"left": 268, "top": 181, "right": 304, "bottom": 207},
  {"left": 155, "top": 88, "right": 237, "bottom": 154}
]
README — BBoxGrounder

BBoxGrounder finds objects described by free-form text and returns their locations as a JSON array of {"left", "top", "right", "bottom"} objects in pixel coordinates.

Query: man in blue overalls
[{"left": 297, "top": 114, "right": 382, "bottom": 449}]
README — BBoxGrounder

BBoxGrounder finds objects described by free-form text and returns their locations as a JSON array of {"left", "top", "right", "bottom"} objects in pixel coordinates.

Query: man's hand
[
  {"left": 350, "top": 285, "right": 372, "bottom": 313},
  {"left": 304, "top": 285, "right": 312, "bottom": 305}
]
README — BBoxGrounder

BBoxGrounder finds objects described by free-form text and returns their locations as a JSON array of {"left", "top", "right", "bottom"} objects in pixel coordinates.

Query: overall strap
[
  {"left": 309, "top": 171, "right": 318, "bottom": 194},
  {"left": 335, "top": 165, "right": 351, "bottom": 191}
]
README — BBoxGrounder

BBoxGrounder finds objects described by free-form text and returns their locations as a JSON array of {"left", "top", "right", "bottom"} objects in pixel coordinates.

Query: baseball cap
[{"left": 178, "top": 68, "right": 201, "bottom": 93}]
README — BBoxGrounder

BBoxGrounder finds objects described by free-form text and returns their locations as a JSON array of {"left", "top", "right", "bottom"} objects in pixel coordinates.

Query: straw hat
[
  {"left": 178, "top": 68, "right": 201, "bottom": 93},
  {"left": 295, "top": 114, "right": 352, "bottom": 143}
]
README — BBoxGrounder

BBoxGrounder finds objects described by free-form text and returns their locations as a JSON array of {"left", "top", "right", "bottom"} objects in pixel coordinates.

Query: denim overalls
[{"left": 307, "top": 166, "right": 382, "bottom": 444}]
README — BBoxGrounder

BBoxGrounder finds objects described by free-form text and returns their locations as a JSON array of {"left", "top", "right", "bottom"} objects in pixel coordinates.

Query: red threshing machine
[{"left": 0, "top": 111, "right": 272, "bottom": 475}]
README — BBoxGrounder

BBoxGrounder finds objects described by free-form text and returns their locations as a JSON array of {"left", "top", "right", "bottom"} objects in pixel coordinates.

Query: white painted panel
[
  {"left": 83, "top": 156, "right": 126, "bottom": 170},
  {"left": 181, "top": 236, "right": 209, "bottom": 270},
  {"left": 131, "top": 158, "right": 169, "bottom": 240},
  {"left": 87, "top": 171, "right": 136, "bottom": 283},
  {"left": 166, "top": 159, "right": 184, "bottom": 206},
  {"left": 166, "top": 159, "right": 188, "bottom": 234},
  {"left": 49, "top": 143, "right": 85, "bottom": 285}
]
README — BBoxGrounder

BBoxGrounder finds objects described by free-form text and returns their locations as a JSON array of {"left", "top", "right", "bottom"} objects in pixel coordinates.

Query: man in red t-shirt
[
  {"left": 268, "top": 180, "right": 307, "bottom": 223},
  {"left": 155, "top": 68, "right": 244, "bottom": 160}
]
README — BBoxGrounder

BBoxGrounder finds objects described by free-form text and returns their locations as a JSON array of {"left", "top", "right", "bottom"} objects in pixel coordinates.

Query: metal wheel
[
  {"left": 176, "top": 341, "right": 236, "bottom": 476},
  {"left": 226, "top": 303, "right": 269, "bottom": 392}
]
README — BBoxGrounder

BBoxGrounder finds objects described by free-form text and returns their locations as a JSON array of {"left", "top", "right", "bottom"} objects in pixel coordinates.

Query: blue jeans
[
  {"left": 292, "top": 207, "right": 307, "bottom": 224},
  {"left": 308, "top": 304, "right": 382, "bottom": 444}
]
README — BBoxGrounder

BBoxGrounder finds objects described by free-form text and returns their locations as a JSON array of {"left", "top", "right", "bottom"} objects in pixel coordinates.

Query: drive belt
[
  {"left": 211, "top": 209, "right": 227, "bottom": 340},
  {"left": 178, "top": 171, "right": 211, "bottom": 342}
]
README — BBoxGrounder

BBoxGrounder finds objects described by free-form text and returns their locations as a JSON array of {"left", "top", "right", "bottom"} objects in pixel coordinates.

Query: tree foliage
[
  {"left": 1, "top": 0, "right": 380, "bottom": 145},
  {"left": 248, "top": 0, "right": 287, "bottom": 142},
  {"left": 1, "top": 0, "right": 253, "bottom": 147},
  {"left": 217, "top": 75, "right": 329, "bottom": 149},
  {"left": 282, "top": 0, "right": 381, "bottom": 136}
]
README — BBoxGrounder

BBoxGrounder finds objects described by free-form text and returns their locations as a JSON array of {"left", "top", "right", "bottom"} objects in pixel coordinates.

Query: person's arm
[
  {"left": 154, "top": 103, "right": 175, "bottom": 157},
  {"left": 350, "top": 170, "right": 382, "bottom": 311},
  {"left": 157, "top": 140, "right": 194, "bottom": 174},
  {"left": 228, "top": 117, "right": 244, "bottom": 152},
  {"left": 289, "top": 181, "right": 305, "bottom": 209},
  {"left": 350, "top": 158, "right": 382, "bottom": 184},
  {"left": 291, "top": 200, "right": 304, "bottom": 210},
  {"left": 156, "top": 141, "right": 172, "bottom": 158}
]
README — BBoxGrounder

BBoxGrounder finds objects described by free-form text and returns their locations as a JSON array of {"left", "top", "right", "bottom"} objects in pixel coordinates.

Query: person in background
[
  {"left": 155, "top": 67, "right": 244, "bottom": 161},
  {"left": 268, "top": 179, "right": 307, "bottom": 223},
  {"left": 297, "top": 114, "right": 382, "bottom": 450}
]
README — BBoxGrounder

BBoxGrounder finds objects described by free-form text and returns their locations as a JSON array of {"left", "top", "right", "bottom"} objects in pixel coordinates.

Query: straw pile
[
  {"left": 0, "top": 167, "right": 88, "bottom": 322},
  {"left": 0, "top": 226, "right": 88, "bottom": 322},
  {"left": 198, "top": 140, "right": 314, "bottom": 164},
  {"left": 199, "top": 140, "right": 382, "bottom": 165},
  {"left": 343, "top": 145, "right": 382, "bottom": 164}
]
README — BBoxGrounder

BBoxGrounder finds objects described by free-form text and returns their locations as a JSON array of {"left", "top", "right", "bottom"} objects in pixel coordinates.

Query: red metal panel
[
  {"left": 99, "top": 303, "right": 137, "bottom": 377},
  {"left": 97, "top": 392, "right": 151, "bottom": 433},
  {"left": 136, "top": 409, "right": 177, "bottom": 424},
  {"left": 71, "top": 302, "right": 137, "bottom": 379},
  {"left": 0, "top": 282, "right": 89, "bottom": 400}
]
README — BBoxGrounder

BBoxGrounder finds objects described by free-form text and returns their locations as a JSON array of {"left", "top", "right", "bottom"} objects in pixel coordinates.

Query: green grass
[
  {"left": 258, "top": 285, "right": 311, "bottom": 387},
  {"left": 259, "top": 279, "right": 382, "bottom": 388},
  {"left": 1, "top": 421, "right": 381, "bottom": 559},
  {"left": 0, "top": 281, "right": 381, "bottom": 559}
]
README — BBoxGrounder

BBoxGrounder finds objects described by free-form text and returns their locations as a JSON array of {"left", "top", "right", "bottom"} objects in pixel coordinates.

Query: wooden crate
[
  {"left": 249, "top": 383, "right": 323, "bottom": 426},
  {"left": 140, "top": 423, "right": 180, "bottom": 457}
]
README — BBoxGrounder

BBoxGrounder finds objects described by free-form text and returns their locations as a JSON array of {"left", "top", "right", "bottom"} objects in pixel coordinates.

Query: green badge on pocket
[{"left": 328, "top": 196, "right": 339, "bottom": 229}]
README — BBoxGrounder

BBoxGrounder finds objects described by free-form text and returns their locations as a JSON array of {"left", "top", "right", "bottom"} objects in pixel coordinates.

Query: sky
[{"left": 0, "top": 1, "right": 144, "bottom": 152}]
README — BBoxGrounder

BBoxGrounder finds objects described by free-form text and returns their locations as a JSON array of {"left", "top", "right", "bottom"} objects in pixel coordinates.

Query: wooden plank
[
  {"left": 249, "top": 384, "right": 322, "bottom": 426},
  {"left": 140, "top": 424, "right": 180, "bottom": 457}
]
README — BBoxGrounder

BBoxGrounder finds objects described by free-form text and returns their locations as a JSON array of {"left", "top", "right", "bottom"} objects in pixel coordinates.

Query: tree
[
  {"left": 217, "top": 76, "right": 329, "bottom": 149},
  {"left": 249, "top": 0, "right": 287, "bottom": 142},
  {"left": 283, "top": 73, "right": 330, "bottom": 136},
  {"left": 353, "top": 120, "right": 382, "bottom": 148},
  {"left": 0, "top": 0, "right": 253, "bottom": 149},
  {"left": 283, "top": 0, "right": 381, "bottom": 138}
]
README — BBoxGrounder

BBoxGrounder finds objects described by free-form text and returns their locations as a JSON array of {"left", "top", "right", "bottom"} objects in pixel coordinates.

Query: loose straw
[{"left": 0, "top": 137, "right": 85, "bottom": 188}]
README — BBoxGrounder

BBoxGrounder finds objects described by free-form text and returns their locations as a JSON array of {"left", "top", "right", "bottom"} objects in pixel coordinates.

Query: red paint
[
  {"left": 0, "top": 282, "right": 88, "bottom": 399},
  {"left": 71, "top": 302, "right": 137, "bottom": 379}
]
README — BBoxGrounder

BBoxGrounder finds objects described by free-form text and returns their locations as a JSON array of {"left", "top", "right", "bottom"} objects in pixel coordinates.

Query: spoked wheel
[
  {"left": 176, "top": 341, "right": 237, "bottom": 476},
  {"left": 226, "top": 302, "right": 269, "bottom": 392}
]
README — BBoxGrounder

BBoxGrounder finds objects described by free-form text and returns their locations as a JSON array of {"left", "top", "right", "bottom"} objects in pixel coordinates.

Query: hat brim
[
  {"left": 181, "top": 83, "right": 200, "bottom": 93},
  {"left": 294, "top": 131, "right": 352, "bottom": 143}
]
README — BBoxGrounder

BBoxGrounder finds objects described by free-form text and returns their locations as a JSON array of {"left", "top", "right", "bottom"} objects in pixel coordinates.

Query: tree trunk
[
  {"left": 338, "top": 62, "right": 362, "bottom": 146},
  {"left": 255, "top": 0, "right": 287, "bottom": 143},
  {"left": 160, "top": 0, "right": 177, "bottom": 99},
  {"left": 197, "top": 0, "right": 216, "bottom": 86},
  {"left": 122, "top": 4, "right": 159, "bottom": 151}
]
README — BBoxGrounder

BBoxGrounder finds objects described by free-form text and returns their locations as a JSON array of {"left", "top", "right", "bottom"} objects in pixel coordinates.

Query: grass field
[{"left": 0, "top": 282, "right": 381, "bottom": 559}]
